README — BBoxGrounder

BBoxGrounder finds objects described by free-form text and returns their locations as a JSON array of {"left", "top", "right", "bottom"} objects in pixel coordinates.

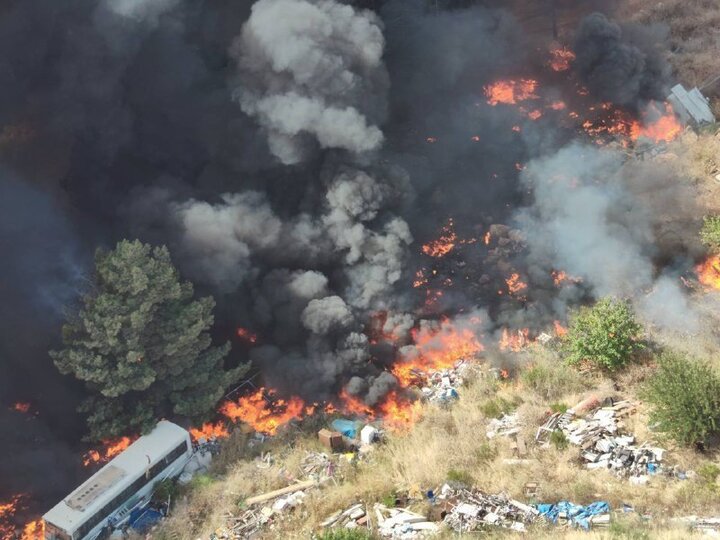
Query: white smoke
[
  {"left": 232, "top": 0, "right": 387, "bottom": 164},
  {"left": 102, "top": 0, "right": 179, "bottom": 23}
]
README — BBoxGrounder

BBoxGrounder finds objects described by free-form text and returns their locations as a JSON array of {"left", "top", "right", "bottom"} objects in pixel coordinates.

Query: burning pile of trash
[{"left": 536, "top": 398, "right": 667, "bottom": 481}]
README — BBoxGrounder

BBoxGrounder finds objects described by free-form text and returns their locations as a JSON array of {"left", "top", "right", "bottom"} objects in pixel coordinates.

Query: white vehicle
[{"left": 43, "top": 421, "right": 192, "bottom": 540}]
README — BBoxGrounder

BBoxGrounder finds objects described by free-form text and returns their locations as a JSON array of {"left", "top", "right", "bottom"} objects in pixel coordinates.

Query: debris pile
[
  {"left": 437, "top": 484, "right": 538, "bottom": 533},
  {"left": 536, "top": 399, "right": 666, "bottom": 480},
  {"left": 536, "top": 501, "right": 611, "bottom": 530},
  {"left": 321, "top": 502, "right": 439, "bottom": 539},
  {"left": 419, "top": 360, "right": 474, "bottom": 403}
]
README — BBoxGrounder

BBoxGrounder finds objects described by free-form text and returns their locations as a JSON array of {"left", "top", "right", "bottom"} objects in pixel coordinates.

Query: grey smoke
[
  {"left": 302, "top": 295, "right": 354, "bottom": 334},
  {"left": 232, "top": 0, "right": 387, "bottom": 164}
]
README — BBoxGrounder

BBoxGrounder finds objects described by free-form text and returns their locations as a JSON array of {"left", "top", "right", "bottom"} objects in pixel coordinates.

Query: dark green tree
[
  {"left": 51, "top": 240, "right": 248, "bottom": 440},
  {"left": 644, "top": 352, "right": 720, "bottom": 447},
  {"left": 563, "top": 297, "right": 644, "bottom": 371}
]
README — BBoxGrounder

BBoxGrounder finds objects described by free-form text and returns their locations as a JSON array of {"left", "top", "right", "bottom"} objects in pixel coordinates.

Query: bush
[
  {"left": 643, "top": 352, "right": 720, "bottom": 446},
  {"left": 701, "top": 215, "right": 720, "bottom": 251},
  {"left": 479, "top": 397, "right": 515, "bottom": 419},
  {"left": 697, "top": 463, "right": 720, "bottom": 485},
  {"left": 474, "top": 442, "right": 498, "bottom": 465},
  {"left": 563, "top": 298, "right": 644, "bottom": 371},
  {"left": 446, "top": 469, "right": 473, "bottom": 486},
  {"left": 550, "top": 430, "right": 569, "bottom": 451}
]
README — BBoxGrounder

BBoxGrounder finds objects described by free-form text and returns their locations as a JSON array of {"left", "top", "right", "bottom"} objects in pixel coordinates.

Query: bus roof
[{"left": 43, "top": 421, "right": 189, "bottom": 533}]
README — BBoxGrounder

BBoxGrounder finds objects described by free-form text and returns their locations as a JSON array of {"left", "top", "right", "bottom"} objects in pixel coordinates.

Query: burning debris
[{"left": 81, "top": 436, "right": 134, "bottom": 467}]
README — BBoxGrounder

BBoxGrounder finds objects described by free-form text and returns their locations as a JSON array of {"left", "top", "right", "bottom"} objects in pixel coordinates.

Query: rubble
[
  {"left": 536, "top": 399, "right": 666, "bottom": 480},
  {"left": 486, "top": 413, "right": 521, "bottom": 439},
  {"left": 321, "top": 502, "right": 439, "bottom": 539},
  {"left": 437, "top": 483, "right": 538, "bottom": 533},
  {"left": 419, "top": 359, "right": 475, "bottom": 403}
]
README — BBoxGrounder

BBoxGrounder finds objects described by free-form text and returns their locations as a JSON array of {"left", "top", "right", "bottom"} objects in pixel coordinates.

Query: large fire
[
  {"left": 0, "top": 495, "right": 44, "bottom": 540},
  {"left": 696, "top": 254, "right": 720, "bottom": 290},
  {"left": 629, "top": 102, "right": 683, "bottom": 143},
  {"left": 484, "top": 79, "right": 539, "bottom": 106},
  {"left": 82, "top": 436, "right": 134, "bottom": 467},
  {"left": 391, "top": 318, "right": 484, "bottom": 386},
  {"left": 220, "top": 388, "right": 305, "bottom": 435},
  {"left": 498, "top": 328, "right": 531, "bottom": 352},
  {"left": 190, "top": 421, "right": 230, "bottom": 441}
]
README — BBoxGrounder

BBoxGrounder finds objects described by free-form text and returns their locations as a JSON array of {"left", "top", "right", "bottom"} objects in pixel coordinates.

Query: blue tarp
[
  {"left": 128, "top": 507, "right": 164, "bottom": 532},
  {"left": 535, "top": 501, "right": 610, "bottom": 530},
  {"left": 331, "top": 418, "right": 360, "bottom": 438}
]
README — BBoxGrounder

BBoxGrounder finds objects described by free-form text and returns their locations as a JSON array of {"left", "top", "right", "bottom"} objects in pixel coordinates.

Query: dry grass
[
  {"left": 618, "top": 0, "right": 720, "bottom": 95},
  {"left": 154, "top": 343, "right": 720, "bottom": 539}
]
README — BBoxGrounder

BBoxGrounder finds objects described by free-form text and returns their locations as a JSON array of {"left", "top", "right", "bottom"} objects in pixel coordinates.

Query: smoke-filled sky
[{"left": 0, "top": 0, "right": 705, "bottom": 517}]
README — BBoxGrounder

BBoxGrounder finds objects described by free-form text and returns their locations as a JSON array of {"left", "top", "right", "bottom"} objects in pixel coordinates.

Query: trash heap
[
  {"left": 419, "top": 359, "right": 475, "bottom": 403},
  {"left": 321, "top": 503, "right": 439, "bottom": 539},
  {"left": 536, "top": 399, "right": 666, "bottom": 481},
  {"left": 536, "top": 501, "right": 610, "bottom": 530},
  {"left": 437, "top": 484, "right": 539, "bottom": 533}
]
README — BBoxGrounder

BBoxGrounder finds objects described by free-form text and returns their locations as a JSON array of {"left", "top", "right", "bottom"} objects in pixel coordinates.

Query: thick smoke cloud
[
  {"left": 574, "top": 13, "right": 671, "bottom": 107},
  {"left": 232, "top": 0, "right": 387, "bottom": 164},
  {"left": 515, "top": 144, "right": 701, "bottom": 331}
]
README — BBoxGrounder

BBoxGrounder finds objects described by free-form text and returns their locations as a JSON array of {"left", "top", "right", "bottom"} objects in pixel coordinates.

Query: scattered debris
[
  {"left": 486, "top": 413, "right": 521, "bottom": 439},
  {"left": 536, "top": 501, "right": 610, "bottom": 530},
  {"left": 438, "top": 483, "right": 538, "bottom": 533},
  {"left": 536, "top": 399, "right": 667, "bottom": 481},
  {"left": 321, "top": 502, "right": 439, "bottom": 539},
  {"left": 318, "top": 429, "right": 344, "bottom": 452},
  {"left": 419, "top": 360, "right": 475, "bottom": 403}
]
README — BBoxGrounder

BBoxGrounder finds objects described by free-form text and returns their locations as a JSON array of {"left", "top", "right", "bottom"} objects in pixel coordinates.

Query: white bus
[{"left": 43, "top": 421, "right": 193, "bottom": 540}]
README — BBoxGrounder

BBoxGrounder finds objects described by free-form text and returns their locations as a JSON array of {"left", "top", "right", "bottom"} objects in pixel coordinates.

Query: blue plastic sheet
[
  {"left": 331, "top": 418, "right": 359, "bottom": 438},
  {"left": 535, "top": 501, "right": 610, "bottom": 530},
  {"left": 128, "top": 507, "right": 164, "bottom": 532}
]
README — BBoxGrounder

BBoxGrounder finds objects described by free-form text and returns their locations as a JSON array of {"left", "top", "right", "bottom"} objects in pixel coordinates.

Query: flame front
[
  {"left": 505, "top": 273, "right": 528, "bottom": 296},
  {"left": 629, "top": 102, "right": 682, "bottom": 143},
  {"left": 82, "top": 436, "right": 133, "bottom": 467},
  {"left": 391, "top": 318, "right": 484, "bottom": 386},
  {"left": 696, "top": 255, "right": 720, "bottom": 290},
  {"left": 20, "top": 519, "right": 45, "bottom": 540},
  {"left": 190, "top": 421, "right": 229, "bottom": 441},
  {"left": 499, "top": 328, "right": 531, "bottom": 352},
  {"left": 220, "top": 388, "right": 305, "bottom": 435}
]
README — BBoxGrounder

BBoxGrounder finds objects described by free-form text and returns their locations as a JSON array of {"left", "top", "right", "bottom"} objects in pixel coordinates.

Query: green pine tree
[{"left": 51, "top": 240, "right": 248, "bottom": 441}]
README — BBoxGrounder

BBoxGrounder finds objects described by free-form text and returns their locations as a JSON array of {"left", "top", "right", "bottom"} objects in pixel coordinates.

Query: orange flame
[
  {"left": 484, "top": 79, "right": 539, "bottom": 106},
  {"left": 551, "top": 270, "right": 582, "bottom": 286},
  {"left": 696, "top": 254, "right": 720, "bottom": 290},
  {"left": 339, "top": 388, "right": 375, "bottom": 418},
  {"left": 391, "top": 318, "right": 484, "bottom": 386},
  {"left": 553, "top": 320, "right": 568, "bottom": 337},
  {"left": 82, "top": 436, "right": 133, "bottom": 467},
  {"left": 422, "top": 220, "right": 457, "bottom": 258},
  {"left": 505, "top": 273, "right": 528, "bottom": 295},
  {"left": 236, "top": 327, "right": 258, "bottom": 344},
  {"left": 220, "top": 388, "right": 305, "bottom": 435},
  {"left": 549, "top": 46, "right": 576, "bottom": 72},
  {"left": 20, "top": 519, "right": 45, "bottom": 540},
  {"left": 190, "top": 421, "right": 230, "bottom": 441},
  {"left": 483, "top": 232, "right": 491, "bottom": 245},
  {"left": 528, "top": 109, "right": 543, "bottom": 121},
  {"left": 377, "top": 391, "right": 423, "bottom": 432},
  {"left": 630, "top": 102, "right": 682, "bottom": 143},
  {"left": 549, "top": 101, "right": 567, "bottom": 111},
  {"left": 498, "top": 328, "right": 531, "bottom": 352}
]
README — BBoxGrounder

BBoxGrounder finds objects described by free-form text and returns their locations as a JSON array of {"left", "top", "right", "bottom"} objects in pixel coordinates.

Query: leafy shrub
[
  {"left": 550, "top": 402, "right": 568, "bottom": 414},
  {"left": 643, "top": 352, "right": 720, "bottom": 446},
  {"left": 697, "top": 463, "right": 720, "bottom": 485},
  {"left": 550, "top": 430, "right": 569, "bottom": 451},
  {"left": 446, "top": 469, "right": 473, "bottom": 486},
  {"left": 479, "top": 397, "right": 514, "bottom": 419},
  {"left": 701, "top": 215, "right": 720, "bottom": 250},
  {"left": 563, "top": 298, "right": 644, "bottom": 371}
]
